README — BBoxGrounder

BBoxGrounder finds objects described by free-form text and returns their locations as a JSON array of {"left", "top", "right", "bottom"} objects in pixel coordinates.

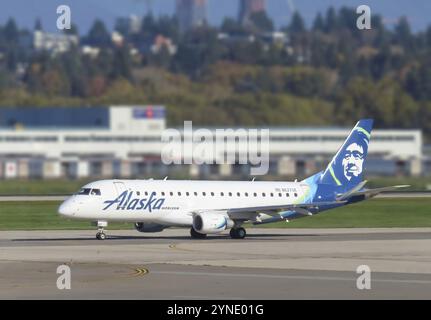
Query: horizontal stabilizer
[{"left": 341, "top": 184, "right": 410, "bottom": 199}]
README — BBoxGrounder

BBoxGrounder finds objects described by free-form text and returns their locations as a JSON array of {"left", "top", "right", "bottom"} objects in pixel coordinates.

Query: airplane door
[{"left": 113, "top": 181, "right": 127, "bottom": 196}]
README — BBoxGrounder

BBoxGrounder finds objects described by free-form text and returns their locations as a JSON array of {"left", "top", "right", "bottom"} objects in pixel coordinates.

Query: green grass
[
  {"left": 256, "top": 198, "right": 431, "bottom": 228},
  {"left": 0, "top": 201, "right": 131, "bottom": 230},
  {"left": 0, "top": 180, "right": 93, "bottom": 195},
  {"left": 0, "top": 198, "right": 430, "bottom": 230}
]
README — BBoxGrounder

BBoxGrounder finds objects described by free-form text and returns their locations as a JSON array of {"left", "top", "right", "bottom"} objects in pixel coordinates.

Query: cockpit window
[
  {"left": 76, "top": 188, "right": 101, "bottom": 196},
  {"left": 77, "top": 188, "right": 91, "bottom": 195},
  {"left": 90, "top": 189, "right": 101, "bottom": 196}
]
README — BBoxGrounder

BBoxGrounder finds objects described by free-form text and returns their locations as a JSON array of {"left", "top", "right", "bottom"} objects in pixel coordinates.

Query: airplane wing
[
  {"left": 226, "top": 201, "right": 344, "bottom": 215},
  {"left": 192, "top": 201, "right": 346, "bottom": 221},
  {"left": 337, "top": 184, "right": 410, "bottom": 200}
]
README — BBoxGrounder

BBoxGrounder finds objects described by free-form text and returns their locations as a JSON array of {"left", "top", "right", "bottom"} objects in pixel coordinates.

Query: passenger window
[
  {"left": 211, "top": 192, "right": 214, "bottom": 196},
  {"left": 245, "top": 192, "right": 248, "bottom": 197},
  {"left": 270, "top": 193, "right": 274, "bottom": 197},
  {"left": 186, "top": 192, "right": 190, "bottom": 196},
  {"left": 194, "top": 192, "right": 198, "bottom": 196},
  {"left": 229, "top": 192, "right": 232, "bottom": 197},
  {"left": 178, "top": 192, "right": 181, "bottom": 196},
  {"left": 220, "top": 192, "right": 224, "bottom": 196},
  {"left": 254, "top": 193, "right": 257, "bottom": 197},
  {"left": 145, "top": 191, "right": 148, "bottom": 196},
  {"left": 237, "top": 192, "right": 240, "bottom": 197},
  {"left": 294, "top": 193, "right": 298, "bottom": 197},
  {"left": 286, "top": 193, "right": 290, "bottom": 197},
  {"left": 170, "top": 192, "right": 173, "bottom": 196},
  {"left": 262, "top": 193, "right": 266, "bottom": 197},
  {"left": 279, "top": 193, "right": 282, "bottom": 197},
  {"left": 202, "top": 192, "right": 206, "bottom": 196}
]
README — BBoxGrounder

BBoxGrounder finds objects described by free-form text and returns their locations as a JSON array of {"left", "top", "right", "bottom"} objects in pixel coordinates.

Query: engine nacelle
[
  {"left": 134, "top": 222, "right": 167, "bottom": 233},
  {"left": 193, "top": 212, "right": 234, "bottom": 234}
]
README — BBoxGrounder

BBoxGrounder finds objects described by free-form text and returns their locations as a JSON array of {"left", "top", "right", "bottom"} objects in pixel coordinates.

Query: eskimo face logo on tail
[
  {"left": 342, "top": 143, "right": 364, "bottom": 181},
  {"left": 103, "top": 191, "right": 165, "bottom": 212}
]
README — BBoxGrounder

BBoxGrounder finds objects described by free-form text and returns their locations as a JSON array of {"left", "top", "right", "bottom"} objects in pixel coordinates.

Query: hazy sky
[{"left": 1, "top": 0, "right": 430, "bottom": 34}]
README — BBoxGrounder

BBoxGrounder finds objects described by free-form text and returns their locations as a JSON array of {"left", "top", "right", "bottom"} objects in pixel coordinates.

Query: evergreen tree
[{"left": 289, "top": 12, "right": 306, "bottom": 33}]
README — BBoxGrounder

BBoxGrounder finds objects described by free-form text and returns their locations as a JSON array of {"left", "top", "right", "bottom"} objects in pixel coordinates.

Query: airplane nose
[{"left": 58, "top": 200, "right": 75, "bottom": 217}]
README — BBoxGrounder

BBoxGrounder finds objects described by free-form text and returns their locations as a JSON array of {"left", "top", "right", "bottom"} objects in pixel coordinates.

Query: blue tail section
[
  {"left": 302, "top": 119, "right": 374, "bottom": 204},
  {"left": 320, "top": 119, "right": 373, "bottom": 190}
]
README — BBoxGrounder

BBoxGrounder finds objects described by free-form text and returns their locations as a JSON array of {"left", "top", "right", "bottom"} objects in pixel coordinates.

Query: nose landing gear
[{"left": 93, "top": 221, "right": 108, "bottom": 240}]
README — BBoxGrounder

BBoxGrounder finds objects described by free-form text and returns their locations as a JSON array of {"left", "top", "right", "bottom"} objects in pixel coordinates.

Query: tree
[
  {"left": 289, "top": 12, "right": 306, "bottom": 34},
  {"left": 85, "top": 20, "right": 111, "bottom": 47},
  {"left": 34, "top": 18, "right": 43, "bottom": 31},
  {"left": 110, "top": 47, "right": 132, "bottom": 80},
  {"left": 394, "top": 16, "right": 413, "bottom": 48},
  {"left": 312, "top": 13, "right": 324, "bottom": 32},
  {"left": 221, "top": 17, "right": 245, "bottom": 35},
  {"left": 249, "top": 11, "right": 274, "bottom": 33},
  {"left": 324, "top": 7, "right": 337, "bottom": 33},
  {"left": 4, "top": 18, "right": 19, "bottom": 44}
]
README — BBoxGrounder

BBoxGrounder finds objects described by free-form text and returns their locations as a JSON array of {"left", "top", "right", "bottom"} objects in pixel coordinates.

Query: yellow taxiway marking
[{"left": 130, "top": 267, "right": 149, "bottom": 277}]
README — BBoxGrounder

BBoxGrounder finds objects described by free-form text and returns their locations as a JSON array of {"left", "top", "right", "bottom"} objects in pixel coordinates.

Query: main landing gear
[
  {"left": 190, "top": 227, "right": 207, "bottom": 239},
  {"left": 230, "top": 227, "right": 246, "bottom": 239},
  {"left": 93, "top": 221, "right": 108, "bottom": 240}
]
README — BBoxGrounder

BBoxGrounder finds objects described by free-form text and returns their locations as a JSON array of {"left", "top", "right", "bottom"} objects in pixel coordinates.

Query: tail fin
[{"left": 320, "top": 119, "right": 373, "bottom": 190}]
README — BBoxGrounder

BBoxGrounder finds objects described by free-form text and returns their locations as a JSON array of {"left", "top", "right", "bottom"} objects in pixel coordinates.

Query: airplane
[{"left": 58, "top": 119, "right": 409, "bottom": 240}]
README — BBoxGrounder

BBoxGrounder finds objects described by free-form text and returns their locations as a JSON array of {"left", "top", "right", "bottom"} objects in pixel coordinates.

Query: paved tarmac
[{"left": 1, "top": 228, "right": 431, "bottom": 299}]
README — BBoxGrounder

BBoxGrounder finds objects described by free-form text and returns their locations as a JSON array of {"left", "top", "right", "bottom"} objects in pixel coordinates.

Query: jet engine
[
  {"left": 134, "top": 222, "right": 167, "bottom": 233},
  {"left": 192, "top": 212, "right": 234, "bottom": 234}
]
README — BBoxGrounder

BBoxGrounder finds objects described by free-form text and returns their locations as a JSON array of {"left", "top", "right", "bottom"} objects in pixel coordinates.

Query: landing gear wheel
[
  {"left": 190, "top": 228, "right": 207, "bottom": 239},
  {"left": 230, "top": 228, "right": 246, "bottom": 239},
  {"left": 96, "top": 232, "right": 106, "bottom": 240}
]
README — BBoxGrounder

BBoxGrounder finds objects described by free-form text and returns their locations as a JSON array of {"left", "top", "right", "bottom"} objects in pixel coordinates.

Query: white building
[
  {"left": 33, "top": 31, "right": 79, "bottom": 55},
  {"left": 0, "top": 106, "right": 422, "bottom": 179}
]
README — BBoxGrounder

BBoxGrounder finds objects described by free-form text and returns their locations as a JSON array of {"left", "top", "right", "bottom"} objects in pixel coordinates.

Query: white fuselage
[{"left": 58, "top": 179, "right": 310, "bottom": 226}]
